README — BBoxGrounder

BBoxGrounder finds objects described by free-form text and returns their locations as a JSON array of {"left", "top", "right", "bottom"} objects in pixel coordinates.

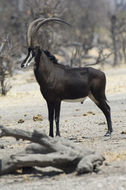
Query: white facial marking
[{"left": 24, "top": 52, "right": 34, "bottom": 67}]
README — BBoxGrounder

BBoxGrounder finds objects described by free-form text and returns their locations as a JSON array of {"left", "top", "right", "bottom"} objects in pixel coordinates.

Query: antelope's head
[{"left": 21, "top": 17, "right": 70, "bottom": 68}]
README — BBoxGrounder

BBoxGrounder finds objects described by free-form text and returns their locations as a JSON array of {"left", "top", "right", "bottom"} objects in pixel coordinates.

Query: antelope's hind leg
[
  {"left": 97, "top": 100, "right": 112, "bottom": 136},
  {"left": 89, "top": 93, "right": 113, "bottom": 137}
]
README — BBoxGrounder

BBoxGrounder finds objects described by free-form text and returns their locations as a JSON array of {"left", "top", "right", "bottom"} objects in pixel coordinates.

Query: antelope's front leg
[
  {"left": 47, "top": 102, "right": 55, "bottom": 137},
  {"left": 54, "top": 101, "right": 61, "bottom": 136}
]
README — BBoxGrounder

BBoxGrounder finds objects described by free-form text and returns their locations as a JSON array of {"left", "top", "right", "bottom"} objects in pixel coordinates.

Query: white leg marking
[{"left": 88, "top": 93, "right": 99, "bottom": 104}]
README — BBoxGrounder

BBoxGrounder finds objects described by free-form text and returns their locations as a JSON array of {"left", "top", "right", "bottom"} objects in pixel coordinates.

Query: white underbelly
[{"left": 63, "top": 97, "right": 87, "bottom": 103}]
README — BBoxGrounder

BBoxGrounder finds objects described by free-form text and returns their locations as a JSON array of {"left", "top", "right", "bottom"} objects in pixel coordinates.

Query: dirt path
[{"left": 0, "top": 67, "right": 126, "bottom": 190}]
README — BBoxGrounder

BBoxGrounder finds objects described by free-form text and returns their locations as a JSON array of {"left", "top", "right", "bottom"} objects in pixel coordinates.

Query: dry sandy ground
[{"left": 0, "top": 66, "right": 126, "bottom": 190}]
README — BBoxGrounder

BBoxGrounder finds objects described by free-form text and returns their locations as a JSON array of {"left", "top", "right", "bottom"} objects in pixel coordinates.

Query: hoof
[
  {"left": 104, "top": 131, "right": 112, "bottom": 137},
  {"left": 56, "top": 133, "right": 60, "bottom": 137},
  {"left": 49, "top": 134, "right": 54, "bottom": 138}
]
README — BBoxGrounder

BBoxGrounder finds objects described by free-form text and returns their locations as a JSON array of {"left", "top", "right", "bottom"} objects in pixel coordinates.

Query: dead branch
[
  {"left": 0, "top": 126, "right": 105, "bottom": 176},
  {"left": 0, "top": 37, "right": 9, "bottom": 54},
  {"left": 84, "top": 49, "right": 113, "bottom": 67}
]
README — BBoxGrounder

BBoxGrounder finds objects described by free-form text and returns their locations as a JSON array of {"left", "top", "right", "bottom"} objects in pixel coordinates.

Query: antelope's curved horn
[
  {"left": 27, "top": 17, "right": 44, "bottom": 47},
  {"left": 31, "top": 18, "right": 71, "bottom": 47}
]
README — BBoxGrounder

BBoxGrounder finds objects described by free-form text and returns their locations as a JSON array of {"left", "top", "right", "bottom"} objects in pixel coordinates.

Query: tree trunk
[{"left": 111, "top": 15, "right": 118, "bottom": 66}]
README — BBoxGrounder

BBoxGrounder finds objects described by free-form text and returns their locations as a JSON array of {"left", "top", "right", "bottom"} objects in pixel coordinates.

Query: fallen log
[{"left": 0, "top": 125, "right": 105, "bottom": 175}]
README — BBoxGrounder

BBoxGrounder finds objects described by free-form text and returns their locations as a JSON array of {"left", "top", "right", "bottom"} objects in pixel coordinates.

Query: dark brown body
[{"left": 33, "top": 48, "right": 112, "bottom": 137}]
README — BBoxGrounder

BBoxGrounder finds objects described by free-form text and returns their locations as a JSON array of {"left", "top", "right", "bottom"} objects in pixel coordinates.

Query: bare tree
[
  {"left": 0, "top": 36, "right": 13, "bottom": 95},
  {"left": 1, "top": 0, "right": 126, "bottom": 67},
  {"left": 110, "top": 15, "right": 119, "bottom": 66}
]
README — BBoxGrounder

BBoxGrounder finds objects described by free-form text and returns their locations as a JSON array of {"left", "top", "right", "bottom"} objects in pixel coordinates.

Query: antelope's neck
[{"left": 34, "top": 49, "right": 54, "bottom": 84}]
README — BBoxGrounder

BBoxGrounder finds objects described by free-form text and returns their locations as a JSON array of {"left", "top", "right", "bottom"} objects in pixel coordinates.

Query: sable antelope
[{"left": 21, "top": 17, "right": 113, "bottom": 137}]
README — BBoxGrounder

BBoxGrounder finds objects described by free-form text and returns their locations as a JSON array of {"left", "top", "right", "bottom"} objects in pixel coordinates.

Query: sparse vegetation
[
  {"left": 0, "top": 36, "right": 13, "bottom": 95},
  {"left": 0, "top": 0, "right": 126, "bottom": 70}
]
